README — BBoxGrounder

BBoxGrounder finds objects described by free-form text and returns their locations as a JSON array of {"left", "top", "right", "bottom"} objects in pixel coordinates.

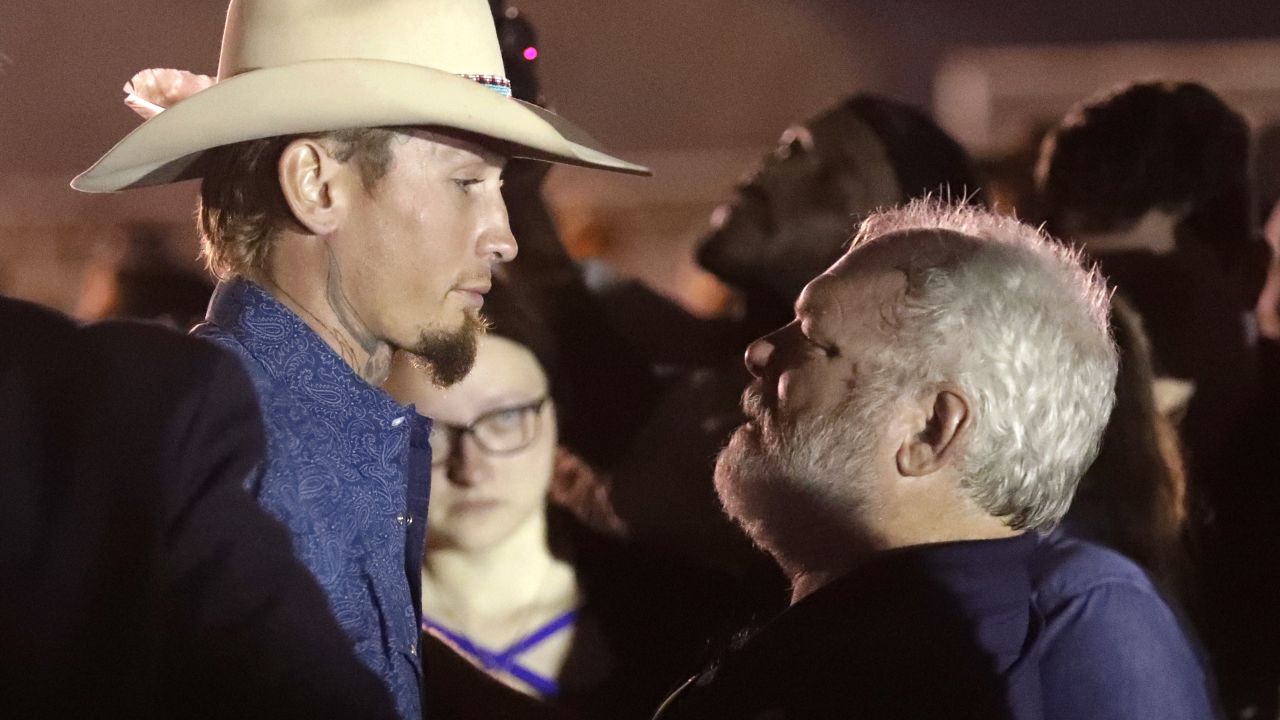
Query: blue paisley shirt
[{"left": 194, "top": 280, "right": 432, "bottom": 720}]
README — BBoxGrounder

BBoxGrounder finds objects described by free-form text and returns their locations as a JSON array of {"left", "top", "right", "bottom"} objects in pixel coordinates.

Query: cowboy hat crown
[
  {"left": 73, "top": 0, "right": 648, "bottom": 193},
  {"left": 218, "top": 0, "right": 503, "bottom": 81}
]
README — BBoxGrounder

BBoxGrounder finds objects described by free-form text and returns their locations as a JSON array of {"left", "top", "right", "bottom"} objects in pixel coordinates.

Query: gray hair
[{"left": 851, "top": 199, "right": 1118, "bottom": 531}]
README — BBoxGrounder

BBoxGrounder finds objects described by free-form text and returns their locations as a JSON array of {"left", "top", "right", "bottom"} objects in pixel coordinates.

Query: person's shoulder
[
  {"left": 1032, "top": 531, "right": 1155, "bottom": 595},
  {"left": 191, "top": 318, "right": 284, "bottom": 405},
  {"left": 191, "top": 319, "right": 259, "bottom": 370},
  {"left": 0, "top": 295, "right": 80, "bottom": 365},
  {"left": 0, "top": 296, "right": 241, "bottom": 393},
  {"left": 0, "top": 294, "right": 75, "bottom": 328},
  {"left": 1030, "top": 536, "right": 1216, "bottom": 719},
  {"left": 82, "top": 319, "right": 257, "bottom": 403},
  {"left": 85, "top": 317, "right": 226, "bottom": 368},
  {"left": 1031, "top": 532, "right": 1198, "bottom": 657}
]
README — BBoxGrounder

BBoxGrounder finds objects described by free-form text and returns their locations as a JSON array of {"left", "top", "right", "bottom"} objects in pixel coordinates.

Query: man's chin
[
  {"left": 403, "top": 312, "right": 487, "bottom": 387},
  {"left": 715, "top": 431, "right": 801, "bottom": 559},
  {"left": 713, "top": 427, "right": 770, "bottom": 519},
  {"left": 730, "top": 417, "right": 773, "bottom": 455}
]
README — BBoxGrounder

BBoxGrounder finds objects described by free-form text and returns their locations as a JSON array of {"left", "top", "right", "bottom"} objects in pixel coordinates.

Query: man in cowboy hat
[{"left": 74, "top": 1, "right": 646, "bottom": 717}]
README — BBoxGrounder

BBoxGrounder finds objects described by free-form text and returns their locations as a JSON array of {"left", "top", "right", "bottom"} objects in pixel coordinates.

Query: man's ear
[
  {"left": 278, "top": 138, "right": 347, "bottom": 236},
  {"left": 896, "top": 386, "right": 970, "bottom": 477}
]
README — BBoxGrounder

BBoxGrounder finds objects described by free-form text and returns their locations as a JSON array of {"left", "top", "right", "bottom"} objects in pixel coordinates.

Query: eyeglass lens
[{"left": 429, "top": 398, "right": 545, "bottom": 466}]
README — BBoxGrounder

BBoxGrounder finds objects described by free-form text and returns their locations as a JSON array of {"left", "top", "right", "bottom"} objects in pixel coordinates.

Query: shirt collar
[
  {"left": 743, "top": 533, "right": 1038, "bottom": 668},
  {"left": 206, "top": 278, "right": 413, "bottom": 423},
  {"left": 811, "top": 531, "right": 1036, "bottom": 612}
]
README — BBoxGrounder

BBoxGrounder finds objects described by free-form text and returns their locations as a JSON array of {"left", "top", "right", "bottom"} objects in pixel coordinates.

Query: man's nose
[
  {"left": 744, "top": 335, "right": 776, "bottom": 379},
  {"left": 480, "top": 201, "right": 518, "bottom": 264}
]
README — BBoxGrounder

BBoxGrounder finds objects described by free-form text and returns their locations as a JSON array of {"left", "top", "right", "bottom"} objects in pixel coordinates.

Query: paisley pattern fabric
[{"left": 194, "top": 279, "right": 432, "bottom": 720}]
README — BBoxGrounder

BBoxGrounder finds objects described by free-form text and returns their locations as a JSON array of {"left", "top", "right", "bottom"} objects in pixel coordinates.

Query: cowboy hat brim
[{"left": 72, "top": 58, "right": 650, "bottom": 192}]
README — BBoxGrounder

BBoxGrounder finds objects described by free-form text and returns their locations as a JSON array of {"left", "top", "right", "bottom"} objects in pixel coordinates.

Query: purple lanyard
[{"left": 423, "top": 608, "right": 579, "bottom": 697}]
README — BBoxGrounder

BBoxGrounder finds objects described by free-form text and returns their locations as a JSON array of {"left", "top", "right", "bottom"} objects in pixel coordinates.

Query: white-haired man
[
  {"left": 654, "top": 200, "right": 1216, "bottom": 720},
  {"left": 72, "top": 1, "right": 646, "bottom": 717}
]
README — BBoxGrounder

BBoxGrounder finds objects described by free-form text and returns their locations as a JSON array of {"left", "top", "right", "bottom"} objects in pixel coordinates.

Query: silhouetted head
[
  {"left": 698, "top": 95, "right": 985, "bottom": 325},
  {"left": 1037, "top": 81, "right": 1251, "bottom": 271}
]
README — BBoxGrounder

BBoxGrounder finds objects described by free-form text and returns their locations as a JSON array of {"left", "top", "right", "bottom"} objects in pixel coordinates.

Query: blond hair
[{"left": 196, "top": 127, "right": 401, "bottom": 279}]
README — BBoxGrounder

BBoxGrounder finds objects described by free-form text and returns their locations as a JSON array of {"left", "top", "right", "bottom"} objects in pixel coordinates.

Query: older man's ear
[{"left": 895, "top": 387, "right": 971, "bottom": 478}]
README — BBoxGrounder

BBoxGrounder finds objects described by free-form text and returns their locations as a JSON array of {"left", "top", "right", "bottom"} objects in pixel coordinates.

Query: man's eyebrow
[
  {"left": 448, "top": 154, "right": 500, "bottom": 171},
  {"left": 432, "top": 138, "right": 506, "bottom": 170},
  {"left": 473, "top": 143, "right": 509, "bottom": 170}
]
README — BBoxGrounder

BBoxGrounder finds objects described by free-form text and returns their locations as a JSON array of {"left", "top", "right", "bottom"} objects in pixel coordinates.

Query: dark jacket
[
  {"left": 653, "top": 534, "right": 1045, "bottom": 720},
  {"left": 654, "top": 531, "right": 1219, "bottom": 720},
  {"left": 0, "top": 296, "right": 396, "bottom": 719}
]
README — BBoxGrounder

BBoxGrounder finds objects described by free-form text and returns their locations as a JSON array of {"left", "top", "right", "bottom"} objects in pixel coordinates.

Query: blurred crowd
[{"left": 6, "top": 1, "right": 1280, "bottom": 719}]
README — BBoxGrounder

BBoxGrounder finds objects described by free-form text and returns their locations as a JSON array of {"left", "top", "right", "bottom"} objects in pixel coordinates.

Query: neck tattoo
[
  {"left": 323, "top": 247, "right": 393, "bottom": 384},
  {"left": 258, "top": 252, "right": 393, "bottom": 385}
]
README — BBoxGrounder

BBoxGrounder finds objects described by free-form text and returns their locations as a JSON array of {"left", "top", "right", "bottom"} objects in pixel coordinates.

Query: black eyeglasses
[{"left": 429, "top": 396, "right": 549, "bottom": 467}]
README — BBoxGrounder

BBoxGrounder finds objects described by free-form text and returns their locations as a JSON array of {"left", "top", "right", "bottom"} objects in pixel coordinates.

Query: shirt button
[
  {"left": 409, "top": 644, "right": 418, "bottom": 657},
  {"left": 396, "top": 515, "right": 413, "bottom": 526},
  {"left": 390, "top": 416, "right": 406, "bottom": 428}
]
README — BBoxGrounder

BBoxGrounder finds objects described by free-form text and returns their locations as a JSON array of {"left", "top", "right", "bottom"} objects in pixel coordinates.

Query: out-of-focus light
[{"left": 522, "top": 46, "right": 538, "bottom": 61}]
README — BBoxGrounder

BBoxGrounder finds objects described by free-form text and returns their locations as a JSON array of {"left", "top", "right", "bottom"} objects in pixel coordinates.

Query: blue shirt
[
  {"left": 654, "top": 533, "right": 1046, "bottom": 719},
  {"left": 1031, "top": 532, "right": 1218, "bottom": 720},
  {"left": 194, "top": 280, "right": 432, "bottom": 720},
  {"left": 658, "top": 531, "right": 1219, "bottom": 720}
]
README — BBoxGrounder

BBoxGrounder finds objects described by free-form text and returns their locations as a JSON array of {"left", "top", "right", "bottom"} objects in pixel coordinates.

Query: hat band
[{"left": 461, "top": 73, "right": 512, "bottom": 97}]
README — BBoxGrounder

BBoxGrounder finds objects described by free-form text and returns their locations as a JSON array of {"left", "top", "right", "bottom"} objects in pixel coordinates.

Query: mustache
[
  {"left": 453, "top": 272, "right": 492, "bottom": 290},
  {"left": 741, "top": 381, "right": 769, "bottom": 423}
]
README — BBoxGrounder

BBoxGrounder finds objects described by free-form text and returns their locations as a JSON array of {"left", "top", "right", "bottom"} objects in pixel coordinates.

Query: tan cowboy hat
[{"left": 72, "top": 0, "right": 649, "bottom": 193}]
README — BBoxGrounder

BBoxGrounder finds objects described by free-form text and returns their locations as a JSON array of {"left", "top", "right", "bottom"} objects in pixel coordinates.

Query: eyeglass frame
[{"left": 428, "top": 395, "right": 550, "bottom": 467}]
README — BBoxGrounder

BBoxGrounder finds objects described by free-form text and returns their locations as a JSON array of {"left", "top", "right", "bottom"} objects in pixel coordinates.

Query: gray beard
[
  {"left": 713, "top": 390, "right": 884, "bottom": 571},
  {"left": 404, "top": 311, "right": 488, "bottom": 387}
]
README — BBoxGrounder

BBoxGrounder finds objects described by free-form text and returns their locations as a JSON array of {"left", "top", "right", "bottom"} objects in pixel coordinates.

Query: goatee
[{"left": 406, "top": 311, "right": 489, "bottom": 387}]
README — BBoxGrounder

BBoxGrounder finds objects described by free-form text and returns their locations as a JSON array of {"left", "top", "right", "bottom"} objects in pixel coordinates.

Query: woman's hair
[
  {"left": 196, "top": 127, "right": 401, "bottom": 279},
  {"left": 1068, "top": 294, "right": 1189, "bottom": 593}
]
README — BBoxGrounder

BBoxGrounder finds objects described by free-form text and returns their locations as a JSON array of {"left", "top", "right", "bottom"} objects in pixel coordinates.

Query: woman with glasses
[{"left": 384, "top": 333, "right": 734, "bottom": 720}]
